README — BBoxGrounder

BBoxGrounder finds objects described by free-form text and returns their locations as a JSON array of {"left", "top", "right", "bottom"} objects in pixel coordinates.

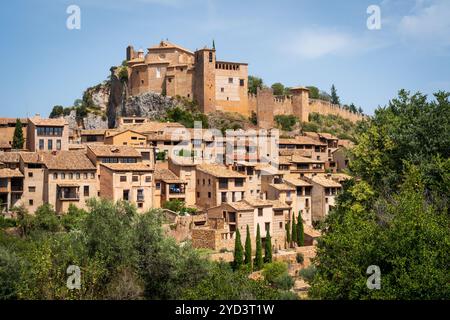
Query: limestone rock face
[
  {"left": 107, "top": 68, "right": 178, "bottom": 128},
  {"left": 123, "top": 92, "right": 177, "bottom": 119},
  {"left": 89, "top": 84, "right": 110, "bottom": 112},
  {"left": 83, "top": 113, "right": 108, "bottom": 130},
  {"left": 63, "top": 110, "right": 78, "bottom": 131}
]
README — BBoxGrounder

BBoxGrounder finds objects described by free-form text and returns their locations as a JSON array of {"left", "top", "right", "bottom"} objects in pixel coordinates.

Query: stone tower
[
  {"left": 290, "top": 87, "right": 310, "bottom": 123},
  {"left": 194, "top": 48, "right": 216, "bottom": 114}
]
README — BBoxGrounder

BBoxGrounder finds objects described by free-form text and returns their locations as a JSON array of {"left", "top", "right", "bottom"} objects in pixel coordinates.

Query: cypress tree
[
  {"left": 254, "top": 224, "right": 263, "bottom": 270},
  {"left": 233, "top": 228, "right": 244, "bottom": 270},
  {"left": 244, "top": 225, "right": 252, "bottom": 270},
  {"left": 264, "top": 229, "right": 272, "bottom": 263},
  {"left": 285, "top": 219, "right": 291, "bottom": 245},
  {"left": 297, "top": 211, "right": 304, "bottom": 246},
  {"left": 331, "top": 84, "right": 340, "bottom": 105},
  {"left": 12, "top": 118, "right": 24, "bottom": 150},
  {"left": 291, "top": 212, "right": 297, "bottom": 248}
]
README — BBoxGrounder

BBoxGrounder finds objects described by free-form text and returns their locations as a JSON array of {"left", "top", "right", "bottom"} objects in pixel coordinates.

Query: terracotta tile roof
[
  {"left": 197, "top": 164, "right": 246, "bottom": 178},
  {"left": 243, "top": 198, "right": 290, "bottom": 210},
  {"left": 227, "top": 201, "right": 255, "bottom": 211},
  {"left": 269, "top": 183, "right": 295, "bottom": 191},
  {"left": 80, "top": 129, "right": 107, "bottom": 136},
  {"left": 126, "top": 121, "right": 185, "bottom": 134},
  {"left": 39, "top": 151, "right": 96, "bottom": 171},
  {"left": 19, "top": 152, "right": 41, "bottom": 164},
  {"left": 0, "top": 142, "right": 12, "bottom": 149},
  {"left": 101, "top": 163, "right": 154, "bottom": 172},
  {"left": 154, "top": 168, "right": 182, "bottom": 183},
  {"left": 28, "top": 116, "right": 67, "bottom": 126},
  {"left": 149, "top": 40, "right": 194, "bottom": 55},
  {"left": 295, "top": 136, "right": 326, "bottom": 145},
  {"left": 87, "top": 145, "right": 141, "bottom": 158},
  {"left": 309, "top": 174, "right": 342, "bottom": 188},
  {"left": 105, "top": 129, "right": 146, "bottom": 139},
  {"left": 338, "top": 139, "right": 355, "bottom": 149},
  {"left": 283, "top": 175, "right": 312, "bottom": 187},
  {"left": 279, "top": 149, "right": 312, "bottom": 157},
  {"left": 332, "top": 173, "right": 352, "bottom": 182},
  {"left": 0, "top": 152, "right": 20, "bottom": 163},
  {"left": 0, "top": 168, "right": 24, "bottom": 178},
  {"left": 318, "top": 132, "right": 339, "bottom": 140},
  {"left": 303, "top": 225, "right": 321, "bottom": 238},
  {"left": 0, "top": 118, "right": 28, "bottom": 125},
  {"left": 290, "top": 155, "right": 324, "bottom": 164}
]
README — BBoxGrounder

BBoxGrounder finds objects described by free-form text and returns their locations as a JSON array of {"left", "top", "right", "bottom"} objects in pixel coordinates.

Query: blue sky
[{"left": 1, "top": 0, "right": 449, "bottom": 117}]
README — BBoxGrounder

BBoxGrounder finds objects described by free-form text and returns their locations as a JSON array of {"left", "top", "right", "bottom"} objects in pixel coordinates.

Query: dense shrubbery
[
  {"left": 302, "top": 112, "right": 358, "bottom": 141},
  {"left": 308, "top": 90, "right": 450, "bottom": 299},
  {"left": 274, "top": 115, "right": 298, "bottom": 131},
  {"left": 0, "top": 199, "right": 292, "bottom": 300}
]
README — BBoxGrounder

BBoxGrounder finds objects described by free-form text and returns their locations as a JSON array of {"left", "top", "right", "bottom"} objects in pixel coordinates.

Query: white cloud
[
  {"left": 398, "top": 0, "right": 450, "bottom": 45},
  {"left": 285, "top": 28, "right": 388, "bottom": 59}
]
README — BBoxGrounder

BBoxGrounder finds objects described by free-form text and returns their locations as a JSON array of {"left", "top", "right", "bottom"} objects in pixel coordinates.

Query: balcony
[
  {"left": 11, "top": 185, "right": 23, "bottom": 192},
  {"left": 58, "top": 186, "right": 80, "bottom": 201},
  {"left": 168, "top": 184, "right": 185, "bottom": 195}
]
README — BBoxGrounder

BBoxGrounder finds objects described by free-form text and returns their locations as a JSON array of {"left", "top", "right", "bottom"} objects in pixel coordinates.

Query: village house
[
  {"left": 26, "top": 116, "right": 69, "bottom": 152},
  {"left": 192, "top": 199, "right": 290, "bottom": 252},
  {"left": 0, "top": 161, "right": 23, "bottom": 213},
  {"left": 99, "top": 162, "right": 154, "bottom": 212},
  {"left": 153, "top": 167, "right": 188, "bottom": 208},
  {"left": 278, "top": 136, "right": 327, "bottom": 161},
  {"left": 104, "top": 129, "right": 147, "bottom": 147},
  {"left": 304, "top": 173, "right": 343, "bottom": 222},
  {"left": 18, "top": 152, "right": 45, "bottom": 213},
  {"left": 39, "top": 151, "right": 98, "bottom": 214},
  {"left": 80, "top": 129, "right": 107, "bottom": 144},
  {"left": 195, "top": 163, "right": 247, "bottom": 209},
  {"left": 282, "top": 175, "right": 313, "bottom": 226},
  {"left": 167, "top": 158, "right": 196, "bottom": 206}
]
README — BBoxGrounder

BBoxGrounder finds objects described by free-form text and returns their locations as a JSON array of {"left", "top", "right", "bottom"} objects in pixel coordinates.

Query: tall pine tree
[
  {"left": 264, "top": 229, "right": 272, "bottom": 263},
  {"left": 331, "top": 84, "right": 340, "bottom": 105},
  {"left": 291, "top": 212, "right": 297, "bottom": 248},
  {"left": 254, "top": 224, "right": 263, "bottom": 270},
  {"left": 233, "top": 228, "right": 244, "bottom": 270},
  {"left": 296, "top": 211, "right": 304, "bottom": 246},
  {"left": 12, "top": 118, "right": 24, "bottom": 150},
  {"left": 244, "top": 225, "right": 252, "bottom": 270}
]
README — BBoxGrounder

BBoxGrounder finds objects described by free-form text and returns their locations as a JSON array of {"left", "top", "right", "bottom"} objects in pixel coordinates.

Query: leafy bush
[
  {"left": 298, "top": 265, "right": 316, "bottom": 283},
  {"left": 274, "top": 115, "right": 298, "bottom": 131},
  {"left": 296, "top": 252, "right": 304, "bottom": 264}
]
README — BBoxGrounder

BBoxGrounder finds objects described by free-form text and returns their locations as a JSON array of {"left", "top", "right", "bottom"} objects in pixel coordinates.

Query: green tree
[
  {"left": 254, "top": 224, "right": 263, "bottom": 270},
  {"left": 12, "top": 119, "right": 24, "bottom": 149},
  {"left": 248, "top": 76, "right": 264, "bottom": 95},
  {"left": 264, "top": 229, "right": 272, "bottom": 263},
  {"left": 296, "top": 211, "right": 304, "bottom": 246},
  {"left": 233, "top": 229, "right": 244, "bottom": 270},
  {"left": 262, "top": 261, "right": 294, "bottom": 290},
  {"left": 271, "top": 82, "right": 285, "bottom": 96},
  {"left": 306, "top": 86, "right": 320, "bottom": 99},
  {"left": 274, "top": 115, "right": 298, "bottom": 131},
  {"left": 285, "top": 219, "right": 291, "bottom": 245},
  {"left": 244, "top": 225, "right": 252, "bottom": 271},
  {"left": 291, "top": 213, "right": 297, "bottom": 248},
  {"left": 331, "top": 84, "right": 340, "bottom": 105},
  {"left": 49, "top": 105, "right": 64, "bottom": 118}
]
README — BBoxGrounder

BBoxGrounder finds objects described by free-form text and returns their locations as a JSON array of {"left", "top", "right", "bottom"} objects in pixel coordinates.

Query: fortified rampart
[{"left": 252, "top": 87, "right": 364, "bottom": 129}]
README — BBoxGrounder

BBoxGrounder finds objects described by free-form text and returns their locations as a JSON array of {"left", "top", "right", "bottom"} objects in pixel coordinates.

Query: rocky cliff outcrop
[{"left": 107, "top": 67, "right": 178, "bottom": 128}]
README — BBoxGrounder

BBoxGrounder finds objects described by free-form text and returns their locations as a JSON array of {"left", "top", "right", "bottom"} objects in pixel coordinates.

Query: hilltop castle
[{"left": 125, "top": 40, "right": 363, "bottom": 128}]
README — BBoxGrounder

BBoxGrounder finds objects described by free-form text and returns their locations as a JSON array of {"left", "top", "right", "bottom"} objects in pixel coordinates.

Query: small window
[
  {"left": 69, "top": 173, "right": 73, "bottom": 179},
  {"left": 90, "top": 173, "right": 95, "bottom": 179},
  {"left": 61, "top": 173, "right": 65, "bottom": 180},
  {"left": 258, "top": 208, "right": 263, "bottom": 216},
  {"left": 132, "top": 176, "right": 139, "bottom": 182},
  {"left": 29, "top": 199, "right": 34, "bottom": 206},
  {"left": 28, "top": 172, "right": 33, "bottom": 178},
  {"left": 28, "top": 186, "right": 36, "bottom": 193},
  {"left": 220, "top": 87, "right": 224, "bottom": 93},
  {"left": 48, "top": 139, "right": 53, "bottom": 150},
  {"left": 138, "top": 203, "right": 143, "bottom": 208},
  {"left": 84, "top": 186, "right": 90, "bottom": 197},
  {"left": 279, "top": 222, "right": 283, "bottom": 229},
  {"left": 196, "top": 192, "right": 200, "bottom": 198},
  {"left": 145, "top": 176, "right": 152, "bottom": 183},
  {"left": 84, "top": 173, "right": 88, "bottom": 180},
  {"left": 156, "top": 182, "right": 161, "bottom": 190},
  {"left": 228, "top": 77, "right": 233, "bottom": 84},
  {"left": 209, "top": 52, "right": 213, "bottom": 63},
  {"left": 56, "top": 140, "right": 61, "bottom": 150},
  {"left": 39, "top": 139, "right": 44, "bottom": 150},
  {"left": 76, "top": 173, "right": 80, "bottom": 180},
  {"left": 240, "top": 79, "right": 245, "bottom": 86},
  {"left": 53, "top": 173, "right": 58, "bottom": 179},
  {"left": 208, "top": 192, "right": 211, "bottom": 198}
]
